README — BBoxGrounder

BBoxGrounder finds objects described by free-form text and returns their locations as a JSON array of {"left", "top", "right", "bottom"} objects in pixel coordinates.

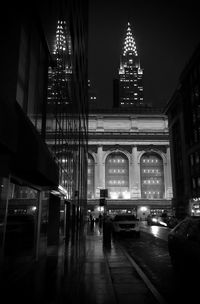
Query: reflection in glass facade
[
  {"left": 105, "top": 152, "right": 129, "bottom": 199},
  {"left": 16, "top": 21, "right": 49, "bottom": 136},
  {"left": 46, "top": 15, "right": 88, "bottom": 208},
  {"left": 0, "top": 0, "right": 88, "bottom": 273},
  {"left": 87, "top": 154, "right": 95, "bottom": 198},
  {"left": 140, "top": 153, "right": 164, "bottom": 199}
]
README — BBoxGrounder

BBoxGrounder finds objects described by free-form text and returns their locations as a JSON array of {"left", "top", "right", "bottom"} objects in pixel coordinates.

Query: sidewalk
[
  {"left": 59, "top": 222, "right": 158, "bottom": 304},
  {"left": 1, "top": 222, "right": 158, "bottom": 304}
]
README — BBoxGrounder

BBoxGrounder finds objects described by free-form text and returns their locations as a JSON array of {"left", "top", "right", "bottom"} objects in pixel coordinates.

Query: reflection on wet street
[
  {"left": 140, "top": 221, "right": 170, "bottom": 241},
  {"left": 2, "top": 217, "right": 199, "bottom": 304},
  {"left": 58, "top": 221, "right": 113, "bottom": 304},
  {"left": 119, "top": 224, "right": 199, "bottom": 304},
  {"left": 59, "top": 221, "right": 157, "bottom": 304}
]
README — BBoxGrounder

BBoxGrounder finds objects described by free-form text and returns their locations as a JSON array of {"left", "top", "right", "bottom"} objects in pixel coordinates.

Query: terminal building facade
[{"left": 87, "top": 109, "right": 173, "bottom": 220}]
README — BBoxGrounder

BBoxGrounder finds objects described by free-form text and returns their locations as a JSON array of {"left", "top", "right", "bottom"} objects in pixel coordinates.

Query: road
[
  {"left": 140, "top": 221, "right": 170, "bottom": 241},
  {"left": 115, "top": 222, "right": 197, "bottom": 304}
]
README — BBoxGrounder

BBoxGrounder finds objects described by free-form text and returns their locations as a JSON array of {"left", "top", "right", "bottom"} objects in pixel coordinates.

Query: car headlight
[{"left": 159, "top": 221, "right": 167, "bottom": 226}]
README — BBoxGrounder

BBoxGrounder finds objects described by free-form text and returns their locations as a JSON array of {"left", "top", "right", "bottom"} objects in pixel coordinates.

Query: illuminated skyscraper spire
[
  {"left": 123, "top": 22, "right": 138, "bottom": 56},
  {"left": 53, "top": 20, "right": 67, "bottom": 54},
  {"left": 53, "top": 20, "right": 72, "bottom": 55},
  {"left": 47, "top": 20, "right": 72, "bottom": 111},
  {"left": 117, "top": 22, "right": 144, "bottom": 108}
]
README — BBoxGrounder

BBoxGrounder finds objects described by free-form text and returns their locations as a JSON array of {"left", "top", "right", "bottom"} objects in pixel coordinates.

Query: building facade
[
  {"left": 87, "top": 109, "right": 173, "bottom": 220},
  {"left": 0, "top": 0, "right": 88, "bottom": 271},
  {"left": 165, "top": 42, "right": 200, "bottom": 219},
  {"left": 46, "top": 15, "right": 88, "bottom": 213}
]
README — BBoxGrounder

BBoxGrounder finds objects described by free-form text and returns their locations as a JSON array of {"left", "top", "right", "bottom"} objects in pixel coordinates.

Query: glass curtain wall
[
  {"left": 0, "top": 0, "right": 88, "bottom": 267},
  {"left": 0, "top": 178, "right": 40, "bottom": 262},
  {"left": 45, "top": 1, "right": 88, "bottom": 219}
]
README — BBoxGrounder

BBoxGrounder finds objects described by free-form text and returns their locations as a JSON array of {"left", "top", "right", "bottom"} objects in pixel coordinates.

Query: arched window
[
  {"left": 140, "top": 152, "right": 164, "bottom": 199},
  {"left": 105, "top": 152, "right": 129, "bottom": 199},
  {"left": 87, "top": 154, "right": 95, "bottom": 198}
]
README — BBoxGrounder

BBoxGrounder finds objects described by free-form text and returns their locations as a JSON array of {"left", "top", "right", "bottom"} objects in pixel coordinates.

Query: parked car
[
  {"left": 168, "top": 216, "right": 200, "bottom": 272},
  {"left": 112, "top": 214, "right": 140, "bottom": 237}
]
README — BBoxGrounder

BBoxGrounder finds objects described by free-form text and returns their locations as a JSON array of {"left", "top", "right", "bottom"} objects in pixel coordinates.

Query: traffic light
[
  {"left": 100, "top": 189, "right": 108, "bottom": 198},
  {"left": 99, "top": 198, "right": 105, "bottom": 206}
]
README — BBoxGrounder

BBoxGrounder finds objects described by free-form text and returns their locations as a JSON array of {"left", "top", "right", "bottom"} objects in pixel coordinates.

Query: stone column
[
  {"left": 131, "top": 146, "right": 141, "bottom": 198},
  {"left": 164, "top": 147, "right": 173, "bottom": 199},
  {"left": 102, "top": 151, "right": 106, "bottom": 190},
  {"left": 96, "top": 145, "right": 104, "bottom": 197},
  {"left": 94, "top": 152, "right": 98, "bottom": 199}
]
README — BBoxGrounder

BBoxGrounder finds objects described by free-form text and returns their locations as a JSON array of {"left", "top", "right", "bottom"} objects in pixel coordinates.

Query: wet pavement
[
  {"left": 1, "top": 221, "right": 159, "bottom": 304},
  {"left": 119, "top": 223, "right": 199, "bottom": 304},
  {"left": 60, "top": 221, "right": 158, "bottom": 304},
  {"left": 139, "top": 221, "right": 170, "bottom": 241}
]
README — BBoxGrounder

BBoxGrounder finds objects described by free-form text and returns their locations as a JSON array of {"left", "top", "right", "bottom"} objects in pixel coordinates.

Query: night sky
[{"left": 88, "top": 0, "right": 200, "bottom": 109}]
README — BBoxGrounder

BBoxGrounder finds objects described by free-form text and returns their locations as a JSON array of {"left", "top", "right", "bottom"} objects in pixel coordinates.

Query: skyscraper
[
  {"left": 46, "top": 9, "right": 89, "bottom": 207},
  {"left": 47, "top": 20, "right": 72, "bottom": 112},
  {"left": 115, "top": 22, "right": 144, "bottom": 108}
]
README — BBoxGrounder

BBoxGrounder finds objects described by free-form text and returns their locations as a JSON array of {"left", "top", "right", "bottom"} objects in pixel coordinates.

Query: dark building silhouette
[
  {"left": 0, "top": 0, "right": 88, "bottom": 281},
  {"left": 165, "top": 42, "right": 200, "bottom": 219}
]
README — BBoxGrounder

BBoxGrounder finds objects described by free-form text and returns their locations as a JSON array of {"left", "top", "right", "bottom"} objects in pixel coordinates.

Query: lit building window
[
  {"left": 87, "top": 154, "right": 95, "bottom": 199},
  {"left": 105, "top": 152, "right": 129, "bottom": 199},
  {"left": 140, "top": 153, "right": 164, "bottom": 199}
]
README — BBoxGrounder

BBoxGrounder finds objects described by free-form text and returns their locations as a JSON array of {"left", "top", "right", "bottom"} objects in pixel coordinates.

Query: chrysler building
[{"left": 116, "top": 22, "right": 144, "bottom": 108}]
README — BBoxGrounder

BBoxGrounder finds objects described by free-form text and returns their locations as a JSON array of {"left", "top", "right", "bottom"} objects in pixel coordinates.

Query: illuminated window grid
[
  {"left": 106, "top": 153, "right": 129, "bottom": 197},
  {"left": 140, "top": 153, "right": 164, "bottom": 199}
]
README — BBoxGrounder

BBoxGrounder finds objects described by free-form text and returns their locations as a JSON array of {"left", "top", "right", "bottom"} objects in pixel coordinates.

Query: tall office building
[
  {"left": 0, "top": 0, "right": 88, "bottom": 274},
  {"left": 116, "top": 22, "right": 144, "bottom": 108},
  {"left": 47, "top": 20, "right": 72, "bottom": 111},
  {"left": 45, "top": 2, "right": 89, "bottom": 213}
]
